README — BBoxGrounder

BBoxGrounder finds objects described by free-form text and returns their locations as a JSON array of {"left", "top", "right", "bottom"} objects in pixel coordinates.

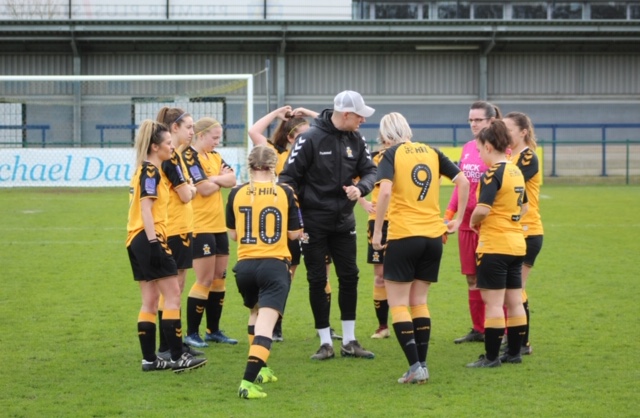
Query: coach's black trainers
[
  {"left": 171, "top": 352, "right": 207, "bottom": 373},
  {"left": 310, "top": 343, "right": 335, "bottom": 360},
  {"left": 454, "top": 329, "right": 485, "bottom": 344},
  {"left": 330, "top": 328, "right": 342, "bottom": 341},
  {"left": 340, "top": 340, "right": 375, "bottom": 359},
  {"left": 466, "top": 354, "right": 501, "bottom": 368},
  {"left": 141, "top": 357, "right": 172, "bottom": 372}
]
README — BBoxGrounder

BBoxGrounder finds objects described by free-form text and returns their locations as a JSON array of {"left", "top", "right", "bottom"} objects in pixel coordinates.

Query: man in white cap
[{"left": 279, "top": 90, "right": 377, "bottom": 360}]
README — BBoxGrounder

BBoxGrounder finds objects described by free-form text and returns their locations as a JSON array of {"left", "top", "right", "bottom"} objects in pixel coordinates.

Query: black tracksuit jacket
[{"left": 278, "top": 109, "right": 377, "bottom": 232}]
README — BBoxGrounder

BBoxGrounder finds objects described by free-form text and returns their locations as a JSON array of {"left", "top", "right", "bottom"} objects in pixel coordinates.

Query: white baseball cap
[{"left": 333, "top": 90, "right": 375, "bottom": 118}]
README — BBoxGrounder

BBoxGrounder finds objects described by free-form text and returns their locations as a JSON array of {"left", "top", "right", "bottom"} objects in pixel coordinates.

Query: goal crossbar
[{"left": 0, "top": 74, "right": 254, "bottom": 139}]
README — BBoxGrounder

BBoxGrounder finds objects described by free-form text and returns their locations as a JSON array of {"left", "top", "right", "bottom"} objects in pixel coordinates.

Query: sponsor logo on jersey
[
  {"left": 176, "top": 165, "right": 185, "bottom": 182},
  {"left": 190, "top": 166, "right": 203, "bottom": 181},
  {"left": 144, "top": 178, "right": 156, "bottom": 195}
]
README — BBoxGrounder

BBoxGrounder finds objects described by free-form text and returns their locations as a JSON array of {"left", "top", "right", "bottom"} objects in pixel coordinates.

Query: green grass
[{"left": 0, "top": 185, "right": 638, "bottom": 417}]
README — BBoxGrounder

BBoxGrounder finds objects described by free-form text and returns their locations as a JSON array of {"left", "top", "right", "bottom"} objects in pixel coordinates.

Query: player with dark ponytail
[{"left": 126, "top": 120, "right": 207, "bottom": 373}]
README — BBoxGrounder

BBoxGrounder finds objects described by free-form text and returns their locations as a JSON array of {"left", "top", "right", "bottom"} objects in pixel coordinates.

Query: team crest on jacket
[{"left": 346, "top": 146, "right": 354, "bottom": 159}]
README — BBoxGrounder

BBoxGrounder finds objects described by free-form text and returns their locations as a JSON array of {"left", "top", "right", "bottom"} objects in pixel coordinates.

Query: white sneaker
[
  {"left": 397, "top": 366, "right": 428, "bottom": 384},
  {"left": 371, "top": 326, "right": 390, "bottom": 339}
]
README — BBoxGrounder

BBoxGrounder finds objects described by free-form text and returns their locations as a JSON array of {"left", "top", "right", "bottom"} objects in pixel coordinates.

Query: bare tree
[{"left": 3, "top": 0, "right": 63, "bottom": 19}]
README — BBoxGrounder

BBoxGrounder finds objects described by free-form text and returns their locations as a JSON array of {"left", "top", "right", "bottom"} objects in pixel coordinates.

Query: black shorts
[
  {"left": 192, "top": 233, "right": 216, "bottom": 259},
  {"left": 127, "top": 231, "right": 177, "bottom": 281},
  {"left": 524, "top": 235, "right": 543, "bottom": 267},
  {"left": 167, "top": 233, "right": 193, "bottom": 269},
  {"left": 383, "top": 236, "right": 442, "bottom": 283},
  {"left": 288, "top": 238, "right": 302, "bottom": 266},
  {"left": 233, "top": 258, "right": 292, "bottom": 315},
  {"left": 476, "top": 253, "right": 524, "bottom": 290},
  {"left": 213, "top": 232, "right": 230, "bottom": 256},
  {"left": 367, "top": 219, "right": 388, "bottom": 264}
]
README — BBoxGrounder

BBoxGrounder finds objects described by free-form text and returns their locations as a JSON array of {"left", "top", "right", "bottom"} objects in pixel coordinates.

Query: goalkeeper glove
[
  {"left": 444, "top": 209, "right": 455, "bottom": 222},
  {"left": 149, "top": 239, "right": 165, "bottom": 269}
]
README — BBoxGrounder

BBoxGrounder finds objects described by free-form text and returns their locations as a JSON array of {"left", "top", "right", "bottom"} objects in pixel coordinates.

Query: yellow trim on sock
[
  {"left": 373, "top": 286, "right": 387, "bottom": 300},
  {"left": 138, "top": 311, "right": 156, "bottom": 323},
  {"left": 409, "top": 304, "right": 430, "bottom": 319},
  {"left": 248, "top": 334, "right": 255, "bottom": 345},
  {"left": 506, "top": 315, "right": 527, "bottom": 327},
  {"left": 390, "top": 306, "right": 412, "bottom": 324},
  {"left": 210, "top": 278, "right": 226, "bottom": 292},
  {"left": 189, "top": 283, "right": 209, "bottom": 300},
  {"left": 485, "top": 317, "right": 505, "bottom": 329},
  {"left": 163, "top": 309, "right": 180, "bottom": 320},
  {"left": 249, "top": 344, "right": 271, "bottom": 363}
]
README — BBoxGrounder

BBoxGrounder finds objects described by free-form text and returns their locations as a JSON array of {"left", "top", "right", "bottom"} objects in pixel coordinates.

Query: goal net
[{"left": 0, "top": 74, "right": 254, "bottom": 186}]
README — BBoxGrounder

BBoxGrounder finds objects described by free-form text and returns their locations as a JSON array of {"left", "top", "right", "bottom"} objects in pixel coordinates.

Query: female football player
[
  {"left": 126, "top": 120, "right": 206, "bottom": 373},
  {"left": 227, "top": 145, "right": 303, "bottom": 399}
]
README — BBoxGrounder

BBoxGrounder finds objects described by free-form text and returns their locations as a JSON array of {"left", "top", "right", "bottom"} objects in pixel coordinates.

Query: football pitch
[{"left": 0, "top": 185, "right": 637, "bottom": 417}]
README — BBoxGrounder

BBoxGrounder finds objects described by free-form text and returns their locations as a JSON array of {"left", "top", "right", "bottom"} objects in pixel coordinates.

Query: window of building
[
  {"left": 375, "top": 3, "right": 420, "bottom": 19},
  {"left": 351, "top": 1, "right": 639, "bottom": 21},
  {"left": 437, "top": 2, "right": 470, "bottom": 19},
  {"left": 474, "top": 3, "right": 503, "bottom": 19},
  {"left": 591, "top": 3, "right": 627, "bottom": 19},
  {"left": 551, "top": 2, "right": 583, "bottom": 19},
  {"left": 353, "top": 1, "right": 370, "bottom": 19},
  {"left": 512, "top": 3, "right": 548, "bottom": 19}
]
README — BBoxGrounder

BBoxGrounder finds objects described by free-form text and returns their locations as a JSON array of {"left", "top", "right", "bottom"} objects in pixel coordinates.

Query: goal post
[{"left": 0, "top": 74, "right": 254, "bottom": 186}]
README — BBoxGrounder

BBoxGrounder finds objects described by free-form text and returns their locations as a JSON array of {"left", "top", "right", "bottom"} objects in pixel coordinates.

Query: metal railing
[
  {"left": 0, "top": 124, "right": 51, "bottom": 148},
  {"left": 2, "top": 123, "right": 639, "bottom": 184}
]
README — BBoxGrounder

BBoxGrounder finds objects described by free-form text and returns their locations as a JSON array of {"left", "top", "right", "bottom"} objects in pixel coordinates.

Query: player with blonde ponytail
[{"left": 182, "top": 117, "right": 238, "bottom": 348}]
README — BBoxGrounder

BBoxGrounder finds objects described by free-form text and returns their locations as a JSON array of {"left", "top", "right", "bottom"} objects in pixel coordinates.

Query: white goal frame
[
  {"left": 0, "top": 73, "right": 254, "bottom": 150},
  {"left": 0, "top": 73, "right": 255, "bottom": 186}
]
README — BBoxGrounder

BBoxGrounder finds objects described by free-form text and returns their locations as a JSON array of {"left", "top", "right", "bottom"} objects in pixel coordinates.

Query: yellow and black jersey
[
  {"left": 226, "top": 181, "right": 302, "bottom": 261},
  {"left": 511, "top": 148, "right": 543, "bottom": 237},
  {"left": 126, "top": 161, "right": 170, "bottom": 246},
  {"left": 476, "top": 162, "right": 527, "bottom": 255},
  {"left": 162, "top": 150, "right": 194, "bottom": 236},
  {"left": 376, "top": 142, "right": 461, "bottom": 240},
  {"left": 367, "top": 149, "right": 389, "bottom": 222},
  {"left": 266, "top": 141, "right": 290, "bottom": 176},
  {"left": 182, "top": 147, "right": 230, "bottom": 234}
]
